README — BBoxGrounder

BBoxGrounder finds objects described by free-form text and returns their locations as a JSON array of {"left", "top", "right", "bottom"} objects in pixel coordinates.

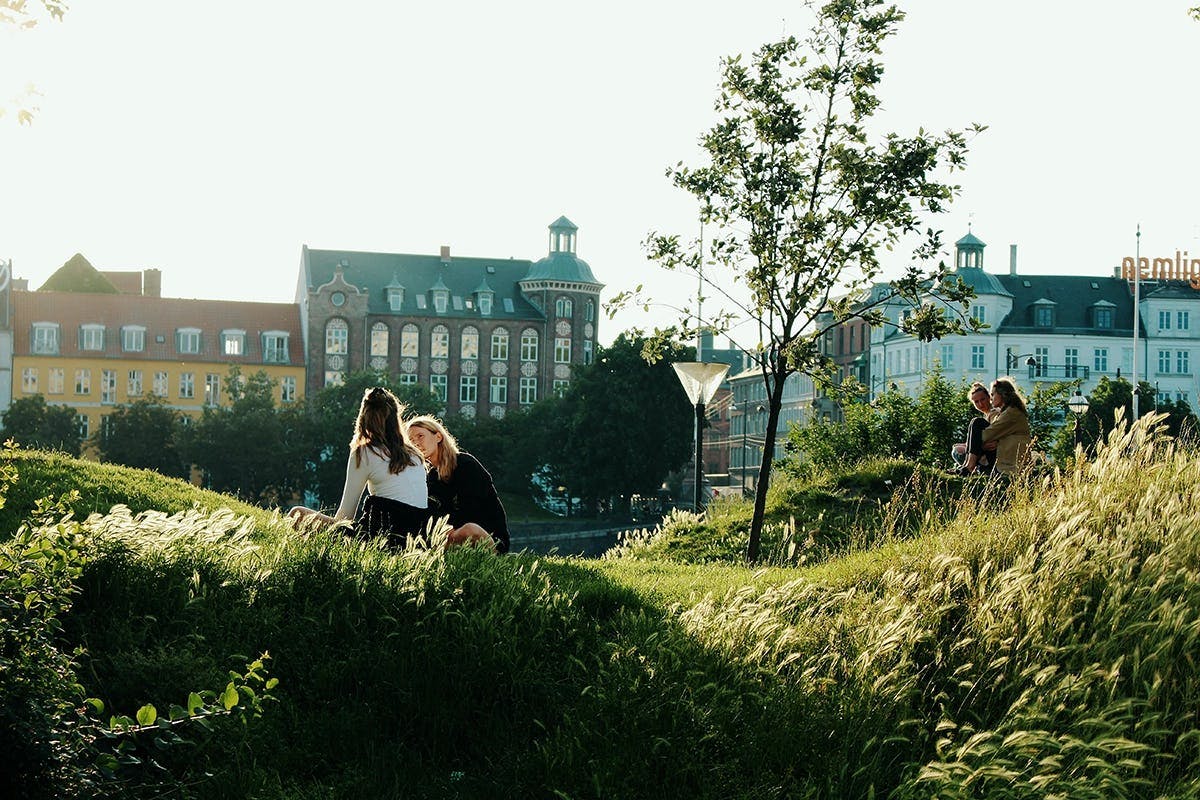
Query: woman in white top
[{"left": 288, "top": 387, "right": 429, "bottom": 546}]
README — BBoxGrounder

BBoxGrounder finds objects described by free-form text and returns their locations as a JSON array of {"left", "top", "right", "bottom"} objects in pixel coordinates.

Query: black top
[{"left": 427, "top": 452, "right": 510, "bottom": 553}]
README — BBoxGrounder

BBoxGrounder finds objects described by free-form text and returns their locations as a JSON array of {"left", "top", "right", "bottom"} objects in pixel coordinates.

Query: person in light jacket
[{"left": 981, "top": 378, "right": 1033, "bottom": 474}]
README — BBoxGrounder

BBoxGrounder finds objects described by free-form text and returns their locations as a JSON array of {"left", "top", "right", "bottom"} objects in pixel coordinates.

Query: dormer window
[
  {"left": 387, "top": 286, "right": 404, "bottom": 311},
  {"left": 1094, "top": 307, "right": 1113, "bottom": 329},
  {"left": 80, "top": 324, "right": 105, "bottom": 351},
  {"left": 970, "top": 305, "right": 986, "bottom": 325},
  {"left": 432, "top": 289, "right": 449, "bottom": 313},
  {"left": 1035, "top": 307, "right": 1054, "bottom": 327},
  {"left": 478, "top": 292, "right": 493, "bottom": 315},
  {"left": 122, "top": 326, "right": 146, "bottom": 352},
  {"left": 221, "top": 329, "right": 246, "bottom": 356},
  {"left": 177, "top": 327, "right": 201, "bottom": 354},
  {"left": 32, "top": 322, "right": 59, "bottom": 355}
]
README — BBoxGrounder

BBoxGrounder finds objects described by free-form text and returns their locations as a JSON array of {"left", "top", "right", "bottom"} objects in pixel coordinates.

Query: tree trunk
[{"left": 746, "top": 369, "right": 788, "bottom": 563}]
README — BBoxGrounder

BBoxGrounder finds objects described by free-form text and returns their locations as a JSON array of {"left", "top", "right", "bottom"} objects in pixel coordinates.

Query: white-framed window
[
  {"left": 430, "top": 374, "right": 448, "bottom": 403},
  {"left": 555, "top": 338, "right": 571, "bottom": 363},
  {"left": 1094, "top": 348, "right": 1109, "bottom": 373},
  {"left": 281, "top": 376, "right": 297, "bottom": 403},
  {"left": 1094, "top": 307, "right": 1113, "bottom": 329},
  {"left": 1035, "top": 306, "right": 1053, "bottom": 327},
  {"left": 1122, "top": 347, "right": 1133, "bottom": 375},
  {"left": 461, "top": 326, "right": 479, "bottom": 360},
  {"left": 32, "top": 323, "right": 60, "bottom": 355},
  {"left": 583, "top": 339, "right": 593, "bottom": 365},
  {"left": 324, "top": 319, "right": 348, "bottom": 355},
  {"left": 478, "top": 293, "right": 493, "bottom": 315},
  {"left": 75, "top": 369, "right": 91, "bottom": 395},
  {"left": 324, "top": 371, "right": 345, "bottom": 387},
  {"left": 179, "top": 372, "right": 195, "bottom": 399},
  {"left": 401, "top": 324, "right": 419, "bottom": 357},
  {"left": 971, "top": 305, "right": 986, "bottom": 325},
  {"left": 553, "top": 379, "right": 570, "bottom": 397},
  {"left": 555, "top": 297, "right": 573, "bottom": 318},
  {"left": 263, "top": 332, "right": 290, "bottom": 364},
  {"left": 176, "top": 328, "right": 201, "bottom": 354},
  {"left": 970, "top": 345, "right": 985, "bottom": 370},
  {"left": 1179, "top": 311, "right": 1191, "bottom": 331},
  {"left": 415, "top": 295, "right": 427, "bottom": 310},
  {"left": 101, "top": 370, "right": 117, "bottom": 404},
  {"left": 128, "top": 370, "right": 143, "bottom": 397},
  {"left": 433, "top": 290, "right": 449, "bottom": 314},
  {"left": 1158, "top": 349, "right": 1172, "bottom": 374},
  {"left": 122, "top": 326, "right": 146, "bottom": 353},
  {"left": 222, "top": 330, "right": 246, "bottom": 356},
  {"left": 80, "top": 324, "right": 105, "bottom": 351},
  {"left": 398, "top": 373, "right": 418, "bottom": 386},
  {"left": 370, "top": 322, "right": 389, "bottom": 357},
  {"left": 491, "top": 328, "right": 509, "bottom": 360},
  {"left": 1159, "top": 310, "right": 1172, "bottom": 331},
  {"left": 939, "top": 344, "right": 954, "bottom": 370},
  {"left": 153, "top": 371, "right": 168, "bottom": 397},
  {"left": 48, "top": 368, "right": 64, "bottom": 395},
  {"left": 460, "top": 375, "right": 477, "bottom": 403},
  {"left": 204, "top": 374, "right": 220, "bottom": 406},
  {"left": 431, "top": 325, "right": 450, "bottom": 359},
  {"left": 387, "top": 287, "right": 404, "bottom": 311},
  {"left": 1064, "top": 348, "right": 1079, "bottom": 378},
  {"left": 519, "top": 376, "right": 537, "bottom": 405},
  {"left": 1034, "top": 346, "right": 1050, "bottom": 377},
  {"left": 1178, "top": 350, "right": 1190, "bottom": 375},
  {"left": 76, "top": 414, "right": 89, "bottom": 440},
  {"left": 489, "top": 376, "right": 507, "bottom": 404},
  {"left": 520, "top": 329, "right": 539, "bottom": 361},
  {"left": 21, "top": 368, "right": 37, "bottom": 393},
  {"left": 585, "top": 300, "right": 594, "bottom": 322}
]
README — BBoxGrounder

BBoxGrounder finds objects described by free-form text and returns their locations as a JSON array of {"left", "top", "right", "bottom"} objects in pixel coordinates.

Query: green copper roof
[
  {"left": 524, "top": 251, "right": 600, "bottom": 284},
  {"left": 549, "top": 216, "right": 578, "bottom": 231},
  {"left": 954, "top": 267, "right": 1012, "bottom": 297},
  {"left": 956, "top": 231, "right": 986, "bottom": 248},
  {"left": 473, "top": 277, "right": 494, "bottom": 295}
]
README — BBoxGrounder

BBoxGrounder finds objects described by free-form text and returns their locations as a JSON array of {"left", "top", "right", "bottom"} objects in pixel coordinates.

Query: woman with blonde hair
[
  {"left": 406, "top": 415, "right": 509, "bottom": 553},
  {"left": 981, "top": 378, "right": 1033, "bottom": 474},
  {"left": 288, "top": 387, "right": 429, "bottom": 545}
]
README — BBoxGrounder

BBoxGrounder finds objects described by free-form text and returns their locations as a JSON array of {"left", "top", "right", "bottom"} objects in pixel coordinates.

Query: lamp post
[
  {"left": 1006, "top": 352, "right": 1039, "bottom": 373},
  {"left": 1067, "top": 389, "right": 1090, "bottom": 449},
  {"left": 673, "top": 362, "right": 730, "bottom": 511}
]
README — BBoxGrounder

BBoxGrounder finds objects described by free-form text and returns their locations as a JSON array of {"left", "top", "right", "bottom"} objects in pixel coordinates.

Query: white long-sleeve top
[{"left": 334, "top": 446, "right": 428, "bottom": 521}]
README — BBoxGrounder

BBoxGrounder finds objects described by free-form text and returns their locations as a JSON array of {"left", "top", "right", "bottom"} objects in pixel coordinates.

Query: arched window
[
  {"left": 555, "top": 297, "right": 574, "bottom": 318},
  {"left": 431, "top": 325, "right": 450, "bottom": 359},
  {"left": 461, "top": 326, "right": 479, "bottom": 360},
  {"left": 520, "top": 329, "right": 539, "bottom": 362},
  {"left": 370, "top": 322, "right": 389, "bottom": 357},
  {"left": 584, "top": 299, "right": 594, "bottom": 322},
  {"left": 325, "top": 318, "right": 348, "bottom": 355},
  {"left": 491, "top": 327, "right": 509, "bottom": 360},
  {"left": 401, "top": 324, "right": 419, "bottom": 357}
]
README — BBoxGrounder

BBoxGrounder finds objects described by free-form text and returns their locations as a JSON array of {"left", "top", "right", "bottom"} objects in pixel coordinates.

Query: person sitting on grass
[
  {"left": 953, "top": 381, "right": 1000, "bottom": 476},
  {"left": 981, "top": 378, "right": 1033, "bottom": 475},
  {"left": 287, "top": 387, "right": 429, "bottom": 547}
]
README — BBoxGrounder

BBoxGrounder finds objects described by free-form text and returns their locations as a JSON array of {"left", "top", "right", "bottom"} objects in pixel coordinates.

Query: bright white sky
[{"left": 2, "top": 2, "right": 1197, "bottom": 347}]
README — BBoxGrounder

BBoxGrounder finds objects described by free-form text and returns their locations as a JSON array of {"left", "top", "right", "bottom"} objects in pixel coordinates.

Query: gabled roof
[
  {"left": 302, "top": 247, "right": 545, "bottom": 320},
  {"left": 39, "top": 254, "right": 119, "bottom": 294},
  {"left": 995, "top": 274, "right": 1142, "bottom": 336}
]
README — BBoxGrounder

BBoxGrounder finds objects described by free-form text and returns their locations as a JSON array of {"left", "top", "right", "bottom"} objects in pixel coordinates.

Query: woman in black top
[{"left": 406, "top": 415, "right": 509, "bottom": 553}]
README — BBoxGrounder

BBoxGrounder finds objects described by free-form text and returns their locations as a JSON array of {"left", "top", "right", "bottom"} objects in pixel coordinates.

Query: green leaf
[
  {"left": 86, "top": 697, "right": 104, "bottom": 715},
  {"left": 265, "top": 677, "right": 279, "bottom": 690},
  {"left": 220, "top": 682, "right": 239, "bottom": 711},
  {"left": 136, "top": 704, "right": 157, "bottom": 726},
  {"left": 187, "top": 692, "right": 204, "bottom": 715}
]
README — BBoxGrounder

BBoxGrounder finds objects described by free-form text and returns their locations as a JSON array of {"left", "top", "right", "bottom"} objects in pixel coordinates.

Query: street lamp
[
  {"left": 1067, "top": 389, "right": 1090, "bottom": 448},
  {"left": 673, "top": 362, "right": 730, "bottom": 511},
  {"left": 1006, "top": 352, "right": 1039, "bottom": 372}
]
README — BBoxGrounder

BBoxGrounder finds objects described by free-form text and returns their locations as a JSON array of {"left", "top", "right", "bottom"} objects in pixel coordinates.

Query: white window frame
[
  {"left": 970, "top": 345, "right": 985, "bottom": 370},
  {"left": 433, "top": 291, "right": 449, "bottom": 314},
  {"left": 153, "top": 371, "right": 169, "bottom": 397},
  {"left": 80, "top": 323, "right": 105, "bottom": 351},
  {"left": 431, "top": 325, "right": 450, "bottom": 359},
  {"left": 48, "top": 368, "right": 64, "bottom": 395},
  {"left": 21, "top": 367, "right": 37, "bottom": 393},
  {"left": 324, "top": 319, "right": 348, "bottom": 355},
  {"left": 461, "top": 327, "right": 479, "bottom": 360},
  {"left": 489, "top": 376, "right": 507, "bottom": 404},
  {"left": 1094, "top": 348, "right": 1108, "bottom": 373},
  {"left": 177, "top": 328, "right": 202, "bottom": 355},
  {"left": 555, "top": 337, "right": 571, "bottom": 364},
  {"left": 101, "top": 369, "right": 118, "bottom": 405},
  {"left": 370, "top": 323, "right": 389, "bottom": 357},
  {"left": 520, "top": 330, "right": 539, "bottom": 362},
  {"left": 263, "top": 331, "right": 290, "bottom": 364},
  {"left": 32, "top": 323, "right": 59, "bottom": 355},
  {"left": 122, "top": 325, "right": 146, "bottom": 353},
  {"left": 430, "top": 374, "right": 448, "bottom": 402},
  {"left": 401, "top": 324, "right": 419, "bottom": 357},
  {"left": 221, "top": 329, "right": 246, "bottom": 356},
  {"left": 519, "top": 376, "right": 537, "bottom": 405},
  {"left": 204, "top": 373, "right": 221, "bottom": 406},
  {"left": 179, "top": 372, "right": 195, "bottom": 399},
  {"left": 491, "top": 328, "right": 509, "bottom": 360},
  {"left": 460, "top": 375, "right": 477, "bottom": 403},
  {"left": 281, "top": 376, "right": 297, "bottom": 403},
  {"left": 75, "top": 369, "right": 91, "bottom": 395},
  {"left": 127, "top": 369, "right": 143, "bottom": 397}
]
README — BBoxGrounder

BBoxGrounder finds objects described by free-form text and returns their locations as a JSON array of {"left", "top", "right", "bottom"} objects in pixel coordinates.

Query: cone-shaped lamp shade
[{"left": 672, "top": 362, "right": 730, "bottom": 405}]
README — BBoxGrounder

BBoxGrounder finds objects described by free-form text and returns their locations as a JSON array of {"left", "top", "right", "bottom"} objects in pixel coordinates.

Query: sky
[{"left": 1, "top": 2, "right": 1197, "bottom": 348}]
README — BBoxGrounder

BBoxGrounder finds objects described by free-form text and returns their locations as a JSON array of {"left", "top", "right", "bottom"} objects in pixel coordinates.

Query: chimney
[
  {"left": 1009, "top": 245, "right": 1017, "bottom": 276},
  {"left": 142, "top": 268, "right": 162, "bottom": 298},
  {"left": 440, "top": 246, "right": 451, "bottom": 264}
]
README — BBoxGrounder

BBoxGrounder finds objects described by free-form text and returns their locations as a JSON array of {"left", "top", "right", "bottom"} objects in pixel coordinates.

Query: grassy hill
[{"left": 4, "top": 424, "right": 1200, "bottom": 799}]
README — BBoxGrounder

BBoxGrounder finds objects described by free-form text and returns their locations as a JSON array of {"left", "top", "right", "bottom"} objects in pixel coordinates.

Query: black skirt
[{"left": 354, "top": 494, "right": 431, "bottom": 549}]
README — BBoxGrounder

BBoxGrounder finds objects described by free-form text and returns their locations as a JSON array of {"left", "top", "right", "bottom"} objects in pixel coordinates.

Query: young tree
[
  {"left": 914, "top": 365, "right": 972, "bottom": 467},
  {"left": 1, "top": 395, "right": 81, "bottom": 455},
  {"left": 620, "top": 1, "right": 982, "bottom": 560},
  {"left": 96, "top": 396, "right": 184, "bottom": 476}
]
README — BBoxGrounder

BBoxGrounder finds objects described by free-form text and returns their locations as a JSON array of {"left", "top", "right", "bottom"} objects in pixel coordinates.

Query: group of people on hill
[
  {"left": 287, "top": 387, "right": 509, "bottom": 553},
  {"left": 950, "top": 377, "right": 1033, "bottom": 476}
]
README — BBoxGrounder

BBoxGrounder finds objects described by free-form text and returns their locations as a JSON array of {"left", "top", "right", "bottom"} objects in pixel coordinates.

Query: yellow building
[{"left": 11, "top": 263, "right": 305, "bottom": 454}]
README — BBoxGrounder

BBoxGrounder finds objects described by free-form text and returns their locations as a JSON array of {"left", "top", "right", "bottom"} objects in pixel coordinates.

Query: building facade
[
  {"left": 297, "top": 216, "right": 603, "bottom": 417},
  {"left": 10, "top": 259, "right": 305, "bottom": 448}
]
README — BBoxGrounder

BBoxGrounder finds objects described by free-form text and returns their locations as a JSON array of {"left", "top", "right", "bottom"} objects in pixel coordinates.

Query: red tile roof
[{"left": 14, "top": 291, "right": 305, "bottom": 365}]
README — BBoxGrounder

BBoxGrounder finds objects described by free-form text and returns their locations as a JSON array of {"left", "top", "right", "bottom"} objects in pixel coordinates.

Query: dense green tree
[
  {"left": 96, "top": 396, "right": 184, "bottom": 476},
  {"left": 788, "top": 385, "right": 924, "bottom": 470},
  {"left": 548, "top": 332, "right": 693, "bottom": 515},
  {"left": 621, "top": 1, "right": 982, "bottom": 560},
  {"left": 1050, "top": 376, "right": 1197, "bottom": 461},
  {"left": 447, "top": 398, "right": 565, "bottom": 497},
  {"left": 914, "top": 364, "right": 973, "bottom": 466},
  {"left": 1, "top": 395, "right": 81, "bottom": 456},
  {"left": 302, "top": 371, "right": 442, "bottom": 508}
]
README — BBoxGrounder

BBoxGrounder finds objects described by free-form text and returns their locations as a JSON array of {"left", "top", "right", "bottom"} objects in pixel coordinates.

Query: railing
[{"left": 1022, "top": 364, "right": 1091, "bottom": 381}]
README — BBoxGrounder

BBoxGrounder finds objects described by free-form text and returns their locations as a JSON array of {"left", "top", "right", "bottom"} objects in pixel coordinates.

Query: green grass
[{"left": 5, "top": 420, "right": 1200, "bottom": 798}]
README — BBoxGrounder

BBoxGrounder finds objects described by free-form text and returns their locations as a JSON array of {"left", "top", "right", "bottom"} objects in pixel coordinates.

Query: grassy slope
[{"left": 9, "top": 433, "right": 1200, "bottom": 799}]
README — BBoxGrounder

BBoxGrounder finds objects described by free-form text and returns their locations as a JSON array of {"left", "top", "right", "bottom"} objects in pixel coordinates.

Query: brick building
[{"left": 297, "top": 216, "right": 603, "bottom": 417}]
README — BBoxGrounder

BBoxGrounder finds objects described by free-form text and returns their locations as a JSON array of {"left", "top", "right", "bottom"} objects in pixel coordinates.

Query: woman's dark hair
[
  {"left": 350, "top": 387, "right": 422, "bottom": 474},
  {"left": 991, "top": 378, "right": 1028, "bottom": 415}
]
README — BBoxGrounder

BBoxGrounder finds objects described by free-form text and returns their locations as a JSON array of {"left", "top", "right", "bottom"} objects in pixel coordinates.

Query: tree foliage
[
  {"left": 620, "top": 1, "right": 982, "bottom": 560},
  {"left": 0, "top": 0, "right": 68, "bottom": 125},
  {"left": 1049, "top": 376, "right": 1197, "bottom": 462},
  {"left": 1, "top": 395, "right": 81, "bottom": 456},
  {"left": 96, "top": 396, "right": 184, "bottom": 476}
]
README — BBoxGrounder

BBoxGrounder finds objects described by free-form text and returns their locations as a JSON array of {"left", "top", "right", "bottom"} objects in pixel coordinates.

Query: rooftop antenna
[
  {"left": 1132, "top": 224, "right": 1141, "bottom": 419},
  {"left": 697, "top": 218, "right": 704, "bottom": 361}
]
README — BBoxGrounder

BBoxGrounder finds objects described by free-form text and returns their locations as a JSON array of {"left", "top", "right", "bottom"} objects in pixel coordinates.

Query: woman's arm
[
  {"left": 981, "top": 408, "right": 1025, "bottom": 443},
  {"left": 333, "top": 449, "right": 369, "bottom": 522}
]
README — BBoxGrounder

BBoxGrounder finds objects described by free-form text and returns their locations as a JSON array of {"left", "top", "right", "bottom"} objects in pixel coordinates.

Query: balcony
[{"left": 1023, "top": 364, "right": 1091, "bottom": 381}]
